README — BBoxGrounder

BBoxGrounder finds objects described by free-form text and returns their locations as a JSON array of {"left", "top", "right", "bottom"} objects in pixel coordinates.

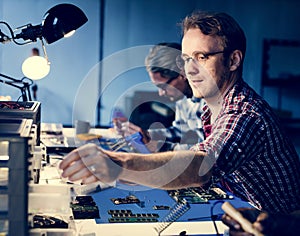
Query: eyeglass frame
[
  {"left": 176, "top": 50, "right": 227, "bottom": 70},
  {"left": 155, "top": 75, "right": 179, "bottom": 91}
]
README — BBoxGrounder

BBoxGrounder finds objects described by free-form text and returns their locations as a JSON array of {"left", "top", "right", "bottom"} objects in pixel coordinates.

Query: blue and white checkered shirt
[{"left": 149, "top": 96, "right": 205, "bottom": 151}]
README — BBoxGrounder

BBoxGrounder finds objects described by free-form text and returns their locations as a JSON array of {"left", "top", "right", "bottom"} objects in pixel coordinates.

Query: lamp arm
[
  {"left": 0, "top": 73, "right": 21, "bottom": 82},
  {"left": 0, "top": 73, "right": 33, "bottom": 101},
  {"left": 0, "top": 78, "right": 23, "bottom": 90}
]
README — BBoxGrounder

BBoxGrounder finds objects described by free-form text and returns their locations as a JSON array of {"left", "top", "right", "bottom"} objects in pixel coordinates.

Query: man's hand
[
  {"left": 221, "top": 207, "right": 263, "bottom": 236},
  {"left": 113, "top": 118, "right": 151, "bottom": 143},
  {"left": 222, "top": 207, "right": 300, "bottom": 236},
  {"left": 59, "top": 143, "right": 123, "bottom": 184},
  {"left": 112, "top": 117, "right": 128, "bottom": 136}
]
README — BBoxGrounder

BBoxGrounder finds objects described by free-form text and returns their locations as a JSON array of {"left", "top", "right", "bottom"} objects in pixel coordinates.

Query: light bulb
[
  {"left": 22, "top": 56, "right": 50, "bottom": 80},
  {"left": 64, "top": 30, "right": 75, "bottom": 38}
]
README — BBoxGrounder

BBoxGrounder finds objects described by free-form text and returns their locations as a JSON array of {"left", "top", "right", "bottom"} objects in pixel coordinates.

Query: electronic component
[
  {"left": 107, "top": 209, "right": 159, "bottom": 223},
  {"left": 73, "top": 196, "right": 96, "bottom": 205},
  {"left": 153, "top": 205, "right": 170, "bottom": 210},
  {"left": 71, "top": 204, "right": 100, "bottom": 219},
  {"left": 70, "top": 196, "right": 100, "bottom": 219},
  {"left": 31, "top": 215, "right": 68, "bottom": 229},
  {"left": 167, "top": 186, "right": 233, "bottom": 204},
  {"left": 0, "top": 101, "right": 41, "bottom": 144},
  {"left": 168, "top": 188, "right": 208, "bottom": 204},
  {"left": 210, "top": 187, "right": 232, "bottom": 199},
  {"left": 111, "top": 195, "right": 140, "bottom": 205}
]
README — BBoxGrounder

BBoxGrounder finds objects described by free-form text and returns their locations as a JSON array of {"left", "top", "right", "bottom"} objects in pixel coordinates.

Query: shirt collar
[
  {"left": 191, "top": 96, "right": 202, "bottom": 103},
  {"left": 202, "top": 79, "right": 245, "bottom": 124}
]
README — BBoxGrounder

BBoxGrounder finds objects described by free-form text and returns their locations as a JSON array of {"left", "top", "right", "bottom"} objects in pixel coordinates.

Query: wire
[
  {"left": 188, "top": 214, "right": 223, "bottom": 221},
  {"left": 16, "top": 95, "right": 22, "bottom": 102},
  {"left": 0, "top": 21, "right": 13, "bottom": 42},
  {"left": 210, "top": 200, "right": 225, "bottom": 236},
  {"left": 0, "top": 21, "right": 31, "bottom": 45}
]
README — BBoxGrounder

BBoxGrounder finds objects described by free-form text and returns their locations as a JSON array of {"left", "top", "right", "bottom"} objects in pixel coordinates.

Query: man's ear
[{"left": 229, "top": 50, "right": 243, "bottom": 71}]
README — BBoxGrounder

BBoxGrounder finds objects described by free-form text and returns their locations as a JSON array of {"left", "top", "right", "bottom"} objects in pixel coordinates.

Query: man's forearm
[{"left": 113, "top": 150, "right": 212, "bottom": 189}]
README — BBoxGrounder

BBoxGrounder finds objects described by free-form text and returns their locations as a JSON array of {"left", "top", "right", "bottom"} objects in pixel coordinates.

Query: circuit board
[
  {"left": 167, "top": 186, "right": 234, "bottom": 204},
  {"left": 90, "top": 183, "right": 248, "bottom": 224}
]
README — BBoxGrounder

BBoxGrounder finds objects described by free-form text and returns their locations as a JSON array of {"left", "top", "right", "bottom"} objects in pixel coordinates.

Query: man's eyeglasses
[
  {"left": 176, "top": 50, "right": 226, "bottom": 70},
  {"left": 155, "top": 76, "right": 178, "bottom": 91}
]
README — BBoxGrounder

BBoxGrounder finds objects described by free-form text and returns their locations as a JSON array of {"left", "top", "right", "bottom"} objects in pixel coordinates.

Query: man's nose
[{"left": 185, "top": 59, "right": 199, "bottom": 76}]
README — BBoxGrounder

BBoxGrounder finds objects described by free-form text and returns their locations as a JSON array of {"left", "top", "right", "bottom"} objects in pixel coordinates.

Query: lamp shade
[{"left": 42, "top": 4, "right": 88, "bottom": 44}]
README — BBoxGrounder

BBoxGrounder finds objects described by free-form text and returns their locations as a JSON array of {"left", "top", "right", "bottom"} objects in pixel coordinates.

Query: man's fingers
[
  {"left": 222, "top": 214, "right": 254, "bottom": 236},
  {"left": 253, "top": 212, "right": 269, "bottom": 233},
  {"left": 82, "top": 174, "right": 99, "bottom": 184},
  {"left": 59, "top": 150, "right": 81, "bottom": 169},
  {"left": 229, "top": 231, "right": 253, "bottom": 236},
  {"left": 59, "top": 144, "right": 96, "bottom": 169},
  {"left": 61, "top": 159, "right": 90, "bottom": 180},
  {"left": 59, "top": 142, "right": 123, "bottom": 184},
  {"left": 222, "top": 214, "right": 241, "bottom": 230},
  {"left": 253, "top": 222, "right": 264, "bottom": 233},
  {"left": 122, "top": 122, "right": 142, "bottom": 133}
]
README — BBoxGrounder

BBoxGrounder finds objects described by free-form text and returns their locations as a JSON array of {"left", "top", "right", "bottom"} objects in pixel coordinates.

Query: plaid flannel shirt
[{"left": 191, "top": 79, "right": 300, "bottom": 213}]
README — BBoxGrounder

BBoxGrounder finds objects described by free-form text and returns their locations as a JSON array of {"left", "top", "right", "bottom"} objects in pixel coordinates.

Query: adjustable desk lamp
[{"left": 0, "top": 3, "right": 88, "bottom": 101}]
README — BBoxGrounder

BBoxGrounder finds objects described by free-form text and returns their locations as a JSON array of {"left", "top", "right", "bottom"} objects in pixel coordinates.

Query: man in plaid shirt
[{"left": 60, "top": 11, "right": 300, "bottom": 217}]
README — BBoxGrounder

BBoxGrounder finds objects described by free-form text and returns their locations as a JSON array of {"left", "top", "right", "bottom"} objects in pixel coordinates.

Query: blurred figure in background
[
  {"left": 30, "top": 47, "right": 39, "bottom": 100},
  {"left": 113, "top": 42, "right": 204, "bottom": 152}
]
